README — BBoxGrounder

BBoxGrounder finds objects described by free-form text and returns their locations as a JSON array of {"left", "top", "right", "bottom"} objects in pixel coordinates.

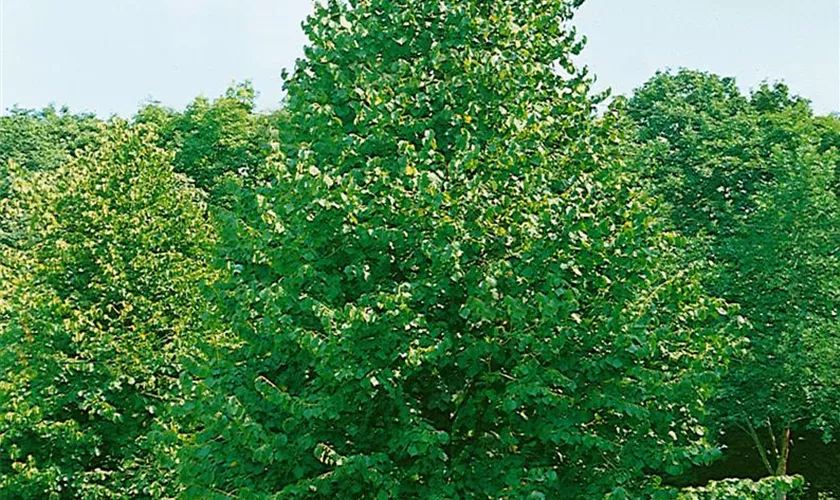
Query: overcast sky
[{"left": 1, "top": 0, "right": 838, "bottom": 116}]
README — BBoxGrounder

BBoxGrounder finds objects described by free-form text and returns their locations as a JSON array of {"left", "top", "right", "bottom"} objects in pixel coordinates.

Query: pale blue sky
[{"left": 1, "top": 0, "right": 838, "bottom": 116}]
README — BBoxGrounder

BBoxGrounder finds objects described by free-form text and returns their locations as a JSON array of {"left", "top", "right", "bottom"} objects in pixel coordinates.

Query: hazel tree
[{"left": 182, "top": 1, "right": 732, "bottom": 498}]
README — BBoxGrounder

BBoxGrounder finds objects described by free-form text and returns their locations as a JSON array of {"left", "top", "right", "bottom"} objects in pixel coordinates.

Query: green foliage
[
  {"left": 181, "top": 2, "right": 732, "bottom": 498},
  {"left": 628, "top": 69, "right": 840, "bottom": 478},
  {"left": 676, "top": 475, "right": 804, "bottom": 500},
  {"left": 0, "top": 123, "right": 217, "bottom": 498},
  {"left": 135, "top": 83, "right": 277, "bottom": 201},
  {"left": 0, "top": 106, "right": 104, "bottom": 200},
  {"left": 0, "top": 4, "right": 835, "bottom": 499},
  {"left": 813, "top": 113, "right": 840, "bottom": 195},
  {"left": 625, "top": 70, "right": 759, "bottom": 239},
  {"left": 0, "top": 106, "right": 104, "bottom": 172}
]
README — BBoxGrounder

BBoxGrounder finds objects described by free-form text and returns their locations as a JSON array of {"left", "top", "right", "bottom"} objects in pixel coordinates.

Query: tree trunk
[{"left": 774, "top": 427, "right": 791, "bottom": 500}]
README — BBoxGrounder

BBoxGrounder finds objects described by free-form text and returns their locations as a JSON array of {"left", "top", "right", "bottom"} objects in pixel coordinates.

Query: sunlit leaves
[{"left": 0, "top": 122, "right": 217, "bottom": 498}]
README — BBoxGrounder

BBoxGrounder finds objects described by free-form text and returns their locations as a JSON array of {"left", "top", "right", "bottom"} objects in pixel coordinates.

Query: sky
[{"left": 1, "top": 0, "right": 838, "bottom": 117}]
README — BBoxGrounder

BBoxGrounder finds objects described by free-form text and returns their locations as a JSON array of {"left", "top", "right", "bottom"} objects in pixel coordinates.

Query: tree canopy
[{"left": 179, "top": 2, "right": 732, "bottom": 498}]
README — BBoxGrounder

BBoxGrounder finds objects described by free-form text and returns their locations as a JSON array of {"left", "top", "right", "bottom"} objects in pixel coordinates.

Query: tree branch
[
  {"left": 766, "top": 416, "right": 779, "bottom": 464},
  {"left": 742, "top": 418, "right": 774, "bottom": 476}
]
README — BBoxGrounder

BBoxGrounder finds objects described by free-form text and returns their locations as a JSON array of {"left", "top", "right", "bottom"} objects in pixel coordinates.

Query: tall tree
[{"left": 182, "top": 2, "right": 731, "bottom": 498}]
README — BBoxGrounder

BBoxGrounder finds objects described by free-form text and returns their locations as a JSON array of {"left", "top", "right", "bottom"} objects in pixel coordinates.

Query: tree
[
  {"left": 627, "top": 70, "right": 840, "bottom": 489},
  {"left": 0, "top": 123, "right": 217, "bottom": 498},
  {"left": 182, "top": 2, "right": 731, "bottom": 498},
  {"left": 0, "top": 106, "right": 104, "bottom": 200},
  {"left": 135, "top": 83, "right": 276, "bottom": 201}
]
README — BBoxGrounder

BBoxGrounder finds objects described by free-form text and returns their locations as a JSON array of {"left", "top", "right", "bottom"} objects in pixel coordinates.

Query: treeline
[{"left": 1, "top": 0, "right": 838, "bottom": 498}]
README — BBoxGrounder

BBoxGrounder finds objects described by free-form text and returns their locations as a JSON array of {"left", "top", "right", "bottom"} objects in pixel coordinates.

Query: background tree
[
  {"left": 0, "top": 123, "right": 217, "bottom": 498},
  {"left": 0, "top": 106, "right": 104, "bottom": 201},
  {"left": 181, "top": 1, "right": 732, "bottom": 498},
  {"left": 627, "top": 70, "right": 840, "bottom": 493},
  {"left": 813, "top": 112, "right": 840, "bottom": 196},
  {"left": 133, "top": 83, "right": 278, "bottom": 205},
  {"left": 0, "top": 106, "right": 104, "bottom": 172}
]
